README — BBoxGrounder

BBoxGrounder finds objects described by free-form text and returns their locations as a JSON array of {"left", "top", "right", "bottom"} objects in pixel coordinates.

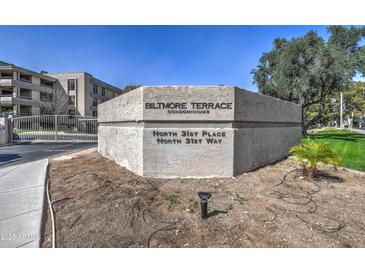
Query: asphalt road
[{"left": 0, "top": 142, "right": 96, "bottom": 168}]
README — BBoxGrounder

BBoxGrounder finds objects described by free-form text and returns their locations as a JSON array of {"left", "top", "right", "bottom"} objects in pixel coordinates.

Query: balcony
[
  {"left": 0, "top": 96, "right": 35, "bottom": 107},
  {"left": 0, "top": 89, "right": 13, "bottom": 96},
  {"left": 40, "top": 79, "right": 55, "bottom": 88},
  {"left": 0, "top": 78, "right": 13, "bottom": 87},
  {"left": 0, "top": 78, "right": 54, "bottom": 93},
  {"left": 19, "top": 89, "right": 32, "bottom": 99},
  {"left": 0, "top": 71, "right": 13, "bottom": 79},
  {"left": 19, "top": 88, "right": 32, "bottom": 99},
  {"left": 19, "top": 95, "right": 32, "bottom": 100},
  {"left": 19, "top": 112, "right": 32, "bottom": 116},
  {"left": 18, "top": 105, "right": 33, "bottom": 116},
  {"left": 19, "top": 74, "right": 32, "bottom": 83},
  {"left": 19, "top": 111, "right": 32, "bottom": 116},
  {"left": 0, "top": 96, "right": 14, "bottom": 107}
]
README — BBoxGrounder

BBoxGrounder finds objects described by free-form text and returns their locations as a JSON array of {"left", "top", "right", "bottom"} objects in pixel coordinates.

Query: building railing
[
  {"left": 19, "top": 95, "right": 33, "bottom": 100},
  {"left": 19, "top": 112, "right": 32, "bottom": 116},
  {"left": 40, "top": 83, "right": 55, "bottom": 88},
  {"left": 11, "top": 115, "right": 98, "bottom": 143},
  {"left": 19, "top": 77, "right": 32, "bottom": 83}
]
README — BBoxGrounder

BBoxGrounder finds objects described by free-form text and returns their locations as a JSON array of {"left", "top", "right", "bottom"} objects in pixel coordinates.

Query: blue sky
[{"left": 0, "top": 26, "right": 363, "bottom": 91}]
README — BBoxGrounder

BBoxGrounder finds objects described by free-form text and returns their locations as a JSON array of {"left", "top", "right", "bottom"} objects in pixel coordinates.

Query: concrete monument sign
[{"left": 98, "top": 86, "right": 301, "bottom": 177}]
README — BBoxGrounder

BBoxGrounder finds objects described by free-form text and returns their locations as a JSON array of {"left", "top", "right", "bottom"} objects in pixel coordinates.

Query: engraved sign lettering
[
  {"left": 152, "top": 130, "right": 227, "bottom": 145},
  {"left": 145, "top": 101, "right": 233, "bottom": 114}
]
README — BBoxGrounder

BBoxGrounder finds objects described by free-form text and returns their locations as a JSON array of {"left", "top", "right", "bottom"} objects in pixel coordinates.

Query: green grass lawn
[{"left": 304, "top": 129, "right": 365, "bottom": 172}]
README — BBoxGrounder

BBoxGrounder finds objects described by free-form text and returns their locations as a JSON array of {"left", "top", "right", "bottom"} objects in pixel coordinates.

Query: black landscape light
[{"left": 198, "top": 192, "right": 211, "bottom": 219}]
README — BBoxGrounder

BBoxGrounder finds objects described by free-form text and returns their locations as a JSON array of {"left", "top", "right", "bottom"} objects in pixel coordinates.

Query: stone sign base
[{"left": 98, "top": 86, "right": 302, "bottom": 178}]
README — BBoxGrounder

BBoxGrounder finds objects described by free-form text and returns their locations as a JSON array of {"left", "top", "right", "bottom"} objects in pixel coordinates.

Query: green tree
[
  {"left": 342, "top": 82, "right": 365, "bottom": 118},
  {"left": 252, "top": 26, "right": 365, "bottom": 134},
  {"left": 316, "top": 82, "right": 365, "bottom": 126},
  {"left": 122, "top": 84, "right": 141, "bottom": 94}
]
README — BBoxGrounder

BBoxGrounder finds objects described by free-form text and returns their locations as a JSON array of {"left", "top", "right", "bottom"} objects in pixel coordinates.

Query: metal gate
[{"left": 12, "top": 115, "right": 98, "bottom": 143}]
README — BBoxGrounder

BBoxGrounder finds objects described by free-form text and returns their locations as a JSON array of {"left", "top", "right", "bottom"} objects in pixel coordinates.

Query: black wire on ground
[{"left": 272, "top": 168, "right": 345, "bottom": 234}]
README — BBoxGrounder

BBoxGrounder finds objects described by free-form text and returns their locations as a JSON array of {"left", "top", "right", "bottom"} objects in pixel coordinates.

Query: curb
[
  {"left": 37, "top": 159, "right": 49, "bottom": 248},
  {"left": 340, "top": 167, "right": 365, "bottom": 176}
]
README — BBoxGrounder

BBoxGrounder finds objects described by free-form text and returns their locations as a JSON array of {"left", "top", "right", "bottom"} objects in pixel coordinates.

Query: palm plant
[{"left": 290, "top": 140, "right": 340, "bottom": 177}]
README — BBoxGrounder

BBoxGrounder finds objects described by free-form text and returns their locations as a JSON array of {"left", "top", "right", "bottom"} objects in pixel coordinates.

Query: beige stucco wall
[
  {"left": 98, "top": 125, "right": 143, "bottom": 175},
  {"left": 48, "top": 72, "right": 86, "bottom": 115},
  {"left": 98, "top": 86, "right": 302, "bottom": 178},
  {"left": 49, "top": 72, "right": 121, "bottom": 117}
]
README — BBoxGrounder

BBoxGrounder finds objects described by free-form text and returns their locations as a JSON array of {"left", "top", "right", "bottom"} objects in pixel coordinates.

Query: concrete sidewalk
[{"left": 0, "top": 159, "right": 48, "bottom": 248}]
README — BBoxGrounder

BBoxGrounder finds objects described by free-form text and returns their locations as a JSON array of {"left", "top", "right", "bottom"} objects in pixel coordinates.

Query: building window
[
  {"left": 101, "top": 87, "right": 105, "bottom": 97},
  {"left": 68, "top": 95, "right": 75, "bottom": 105},
  {"left": 113, "top": 92, "right": 115, "bottom": 98},
  {"left": 92, "top": 110, "right": 98, "bottom": 117},
  {"left": 93, "top": 84, "right": 98, "bottom": 94},
  {"left": 92, "top": 98, "right": 98, "bottom": 107},
  {"left": 68, "top": 79, "right": 76, "bottom": 91}
]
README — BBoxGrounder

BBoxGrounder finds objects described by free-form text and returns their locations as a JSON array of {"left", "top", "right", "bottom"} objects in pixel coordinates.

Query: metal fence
[{"left": 12, "top": 115, "right": 98, "bottom": 143}]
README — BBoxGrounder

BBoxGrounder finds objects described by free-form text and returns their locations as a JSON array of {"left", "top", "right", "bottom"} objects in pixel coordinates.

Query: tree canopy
[
  {"left": 251, "top": 26, "right": 365, "bottom": 133},
  {"left": 342, "top": 82, "right": 365, "bottom": 117},
  {"left": 122, "top": 84, "right": 141, "bottom": 94}
]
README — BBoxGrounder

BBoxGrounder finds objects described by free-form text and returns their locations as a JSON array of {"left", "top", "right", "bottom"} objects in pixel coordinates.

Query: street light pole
[{"left": 340, "top": 92, "right": 343, "bottom": 128}]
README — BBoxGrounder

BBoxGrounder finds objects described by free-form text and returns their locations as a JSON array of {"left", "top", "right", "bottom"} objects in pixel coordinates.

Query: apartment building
[
  {"left": 0, "top": 61, "right": 122, "bottom": 117},
  {"left": 48, "top": 72, "right": 121, "bottom": 117},
  {"left": 0, "top": 61, "right": 57, "bottom": 116}
]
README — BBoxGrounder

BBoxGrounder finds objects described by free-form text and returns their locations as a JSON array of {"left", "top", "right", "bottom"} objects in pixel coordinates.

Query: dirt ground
[{"left": 41, "top": 149, "right": 365, "bottom": 248}]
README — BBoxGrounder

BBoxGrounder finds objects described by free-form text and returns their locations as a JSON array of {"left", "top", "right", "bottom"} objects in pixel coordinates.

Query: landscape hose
[{"left": 46, "top": 176, "right": 56, "bottom": 248}]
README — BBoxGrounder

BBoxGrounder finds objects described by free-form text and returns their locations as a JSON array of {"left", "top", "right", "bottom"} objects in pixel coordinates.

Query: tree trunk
[
  {"left": 301, "top": 105, "right": 307, "bottom": 136},
  {"left": 302, "top": 84, "right": 326, "bottom": 135},
  {"left": 303, "top": 113, "right": 323, "bottom": 133}
]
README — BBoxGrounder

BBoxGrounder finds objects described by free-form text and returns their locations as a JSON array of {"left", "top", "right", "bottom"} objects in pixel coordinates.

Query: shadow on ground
[
  {"left": 0, "top": 154, "right": 21, "bottom": 166},
  {"left": 307, "top": 131, "right": 365, "bottom": 143}
]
